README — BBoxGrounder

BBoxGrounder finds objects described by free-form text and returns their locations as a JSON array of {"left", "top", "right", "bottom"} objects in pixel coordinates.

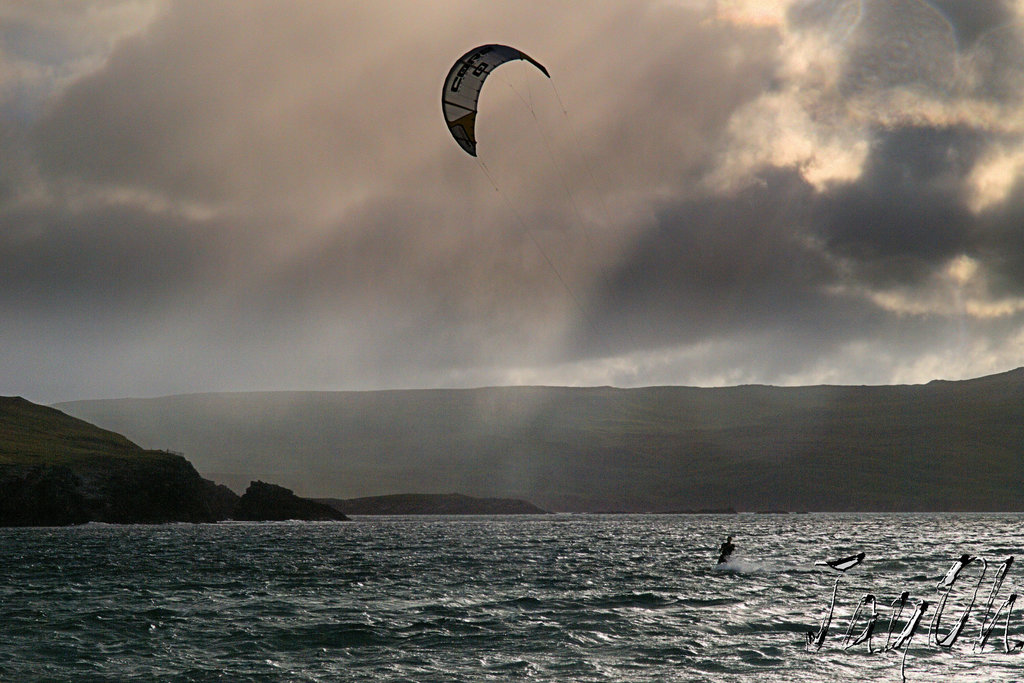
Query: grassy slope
[
  {"left": 55, "top": 368, "right": 1024, "bottom": 512},
  {"left": 0, "top": 396, "right": 146, "bottom": 466},
  {"left": 0, "top": 394, "right": 204, "bottom": 489}
]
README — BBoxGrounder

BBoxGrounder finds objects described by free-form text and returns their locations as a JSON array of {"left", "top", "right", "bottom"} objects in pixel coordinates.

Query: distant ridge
[
  {"left": 56, "top": 368, "right": 1024, "bottom": 512},
  {"left": 318, "top": 493, "right": 547, "bottom": 515}
]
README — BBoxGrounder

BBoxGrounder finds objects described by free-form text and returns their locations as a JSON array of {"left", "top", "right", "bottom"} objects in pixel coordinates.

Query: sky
[{"left": 3, "top": 0, "right": 1024, "bottom": 404}]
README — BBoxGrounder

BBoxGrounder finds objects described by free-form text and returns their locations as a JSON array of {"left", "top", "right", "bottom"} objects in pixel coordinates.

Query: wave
[{"left": 714, "top": 558, "right": 777, "bottom": 574}]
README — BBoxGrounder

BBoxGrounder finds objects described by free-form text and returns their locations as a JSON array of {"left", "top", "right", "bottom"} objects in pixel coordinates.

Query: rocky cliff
[{"left": 234, "top": 481, "right": 348, "bottom": 521}]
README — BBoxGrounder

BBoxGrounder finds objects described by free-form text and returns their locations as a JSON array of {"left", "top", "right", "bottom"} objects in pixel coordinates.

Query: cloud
[{"left": 2, "top": 0, "right": 1024, "bottom": 402}]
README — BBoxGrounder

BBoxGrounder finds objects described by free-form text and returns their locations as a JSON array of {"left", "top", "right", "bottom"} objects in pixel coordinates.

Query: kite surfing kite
[
  {"left": 439, "top": 44, "right": 593, "bottom": 322},
  {"left": 442, "top": 44, "right": 550, "bottom": 156}
]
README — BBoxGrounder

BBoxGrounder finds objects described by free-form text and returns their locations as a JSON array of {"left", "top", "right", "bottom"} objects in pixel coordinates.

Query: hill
[
  {"left": 0, "top": 397, "right": 348, "bottom": 525},
  {"left": 319, "top": 493, "right": 548, "bottom": 515},
  {"left": 56, "top": 368, "right": 1024, "bottom": 512},
  {"left": 0, "top": 396, "right": 237, "bottom": 525}
]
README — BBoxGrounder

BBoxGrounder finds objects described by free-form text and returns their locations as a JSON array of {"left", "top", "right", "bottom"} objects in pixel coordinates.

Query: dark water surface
[{"left": 2, "top": 514, "right": 1023, "bottom": 681}]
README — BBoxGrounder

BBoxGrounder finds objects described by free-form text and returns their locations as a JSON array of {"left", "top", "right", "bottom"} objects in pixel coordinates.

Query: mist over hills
[{"left": 56, "top": 368, "right": 1024, "bottom": 512}]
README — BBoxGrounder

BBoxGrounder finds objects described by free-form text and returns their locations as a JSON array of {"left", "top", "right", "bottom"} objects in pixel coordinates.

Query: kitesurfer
[{"left": 717, "top": 535, "right": 735, "bottom": 564}]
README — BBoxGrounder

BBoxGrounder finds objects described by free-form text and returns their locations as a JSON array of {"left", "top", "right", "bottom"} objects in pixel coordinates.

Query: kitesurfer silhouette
[{"left": 717, "top": 535, "right": 735, "bottom": 564}]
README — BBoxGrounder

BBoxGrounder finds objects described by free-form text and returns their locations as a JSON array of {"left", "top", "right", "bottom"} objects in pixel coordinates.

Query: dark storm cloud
[
  {"left": 810, "top": 126, "right": 982, "bottom": 283},
  {"left": 592, "top": 169, "right": 829, "bottom": 344},
  {"left": 0, "top": 204, "right": 235, "bottom": 315},
  {"left": 928, "top": 0, "right": 1016, "bottom": 47}
]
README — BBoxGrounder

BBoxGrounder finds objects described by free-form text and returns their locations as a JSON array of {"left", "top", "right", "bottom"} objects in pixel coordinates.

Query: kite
[{"left": 442, "top": 44, "right": 550, "bottom": 156}]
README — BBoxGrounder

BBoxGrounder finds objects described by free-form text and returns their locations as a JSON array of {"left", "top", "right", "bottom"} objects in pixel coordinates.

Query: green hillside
[
  {"left": 1, "top": 396, "right": 141, "bottom": 465},
  {"left": 56, "top": 368, "right": 1024, "bottom": 512}
]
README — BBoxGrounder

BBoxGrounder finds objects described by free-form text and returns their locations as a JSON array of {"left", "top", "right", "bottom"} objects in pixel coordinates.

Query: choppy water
[{"left": 2, "top": 514, "right": 1024, "bottom": 681}]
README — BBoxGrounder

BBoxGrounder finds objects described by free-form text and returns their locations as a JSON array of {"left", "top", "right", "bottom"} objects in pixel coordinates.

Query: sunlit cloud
[
  {"left": 706, "top": 89, "right": 871, "bottom": 192},
  {"left": 711, "top": 0, "right": 1024, "bottom": 192},
  {"left": 967, "top": 141, "right": 1024, "bottom": 213},
  {"left": 714, "top": 0, "right": 789, "bottom": 27}
]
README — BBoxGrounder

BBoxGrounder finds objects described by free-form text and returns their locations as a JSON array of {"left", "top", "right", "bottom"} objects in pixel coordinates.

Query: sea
[{"left": 2, "top": 513, "right": 1023, "bottom": 682}]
